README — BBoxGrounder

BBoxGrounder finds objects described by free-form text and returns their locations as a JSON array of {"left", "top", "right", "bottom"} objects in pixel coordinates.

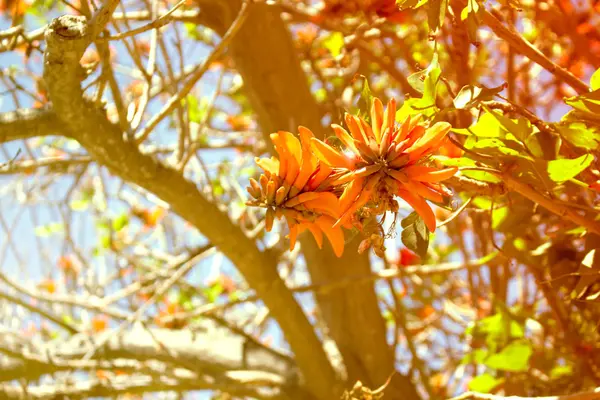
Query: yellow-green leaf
[
  {"left": 547, "top": 154, "right": 593, "bottom": 183},
  {"left": 323, "top": 32, "right": 344, "bottom": 58},
  {"left": 468, "top": 374, "right": 504, "bottom": 393},
  {"left": 484, "top": 341, "right": 533, "bottom": 372},
  {"left": 591, "top": 67, "right": 600, "bottom": 91}
]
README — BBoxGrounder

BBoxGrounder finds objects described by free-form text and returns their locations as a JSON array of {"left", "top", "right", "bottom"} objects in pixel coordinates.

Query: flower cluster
[
  {"left": 246, "top": 97, "right": 457, "bottom": 258},
  {"left": 318, "top": 0, "right": 407, "bottom": 23}
]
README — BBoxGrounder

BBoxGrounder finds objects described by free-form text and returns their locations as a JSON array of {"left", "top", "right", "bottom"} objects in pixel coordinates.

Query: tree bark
[
  {"left": 203, "top": 2, "right": 420, "bottom": 398},
  {"left": 39, "top": 14, "right": 339, "bottom": 400}
]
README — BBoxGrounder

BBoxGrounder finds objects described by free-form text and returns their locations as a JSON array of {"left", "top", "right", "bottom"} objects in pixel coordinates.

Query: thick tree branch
[
  {"left": 0, "top": 325, "right": 296, "bottom": 383},
  {"left": 38, "top": 14, "right": 337, "bottom": 400},
  {"left": 205, "top": 2, "right": 421, "bottom": 398},
  {"left": 0, "top": 108, "right": 62, "bottom": 143},
  {"left": 0, "top": 374, "right": 287, "bottom": 399}
]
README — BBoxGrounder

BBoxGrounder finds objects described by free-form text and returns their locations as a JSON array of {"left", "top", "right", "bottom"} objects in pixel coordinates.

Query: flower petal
[
  {"left": 397, "top": 189, "right": 437, "bottom": 232},
  {"left": 332, "top": 124, "right": 359, "bottom": 155},
  {"left": 359, "top": 117, "right": 376, "bottom": 142},
  {"left": 306, "top": 224, "right": 324, "bottom": 248},
  {"left": 382, "top": 98, "right": 397, "bottom": 136},
  {"left": 402, "top": 180, "right": 445, "bottom": 203},
  {"left": 255, "top": 156, "right": 279, "bottom": 176},
  {"left": 397, "top": 126, "right": 425, "bottom": 153},
  {"left": 288, "top": 223, "right": 299, "bottom": 251},
  {"left": 298, "top": 126, "right": 315, "bottom": 149},
  {"left": 316, "top": 216, "right": 345, "bottom": 257},
  {"left": 290, "top": 127, "right": 319, "bottom": 196},
  {"left": 310, "top": 138, "right": 353, "bottom": 169},
  {"left": 334, "top": 174, "right": 381, "bottom": 228},
  {"left": 371, "top": 97, "right": 384, "bottom": 142},
  {"left": 275, "top": 131, "right": 302, "bottom": 165},
  {"left": 284, "top": 192, "right": 321, "bottom": 208},
  {"left": 345, "top": 113, "right": 367, "bottom": 143},
  {"left": 387, "top": 169, "right": 409, "bottom": 184},
  {"left": 306, "top": 163, "right": 333, "bottom": 191},
  {"left": 405, "top": 122, "right": 451, "bottom": 161},
  {"left": 302, "top": 192, "right": 340, "bottom": 218},
  {"left": 396, "top": 113, "right": 423, "bottom": 143},
  {"left": 339, "top": 177, "right": 365, "bottom": 213},
  {"left": 404, "top": 166, "right": 457, "bottom": 182}
]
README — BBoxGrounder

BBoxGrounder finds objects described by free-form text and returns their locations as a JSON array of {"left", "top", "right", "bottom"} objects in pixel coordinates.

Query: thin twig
[
  {"left": 500, "top": 172, "right": 600, "bottom": 235},
  {"left": 478, "top": 7, "right": 590, "bottom": 94},
  {"left": 134, "top": 0, "right": 253, "bottom": 144},
  {"left": 100, "top": 0, "right": 186, "bottom": 41}
]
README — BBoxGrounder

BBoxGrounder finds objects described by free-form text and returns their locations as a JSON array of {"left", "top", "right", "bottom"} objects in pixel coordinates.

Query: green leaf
[
  {"left": 427, "top": 0, "right": 448, "bottom": 32},
  {"left": 315, "top": 88, "right": 327, "bottom": 102},
  {"left": 401, "top": 212, "right": 430, "bottom": 258},
  {"left": 547, "top": 154, "right": 593, "bottom": 183},
  {"left": 590, "top": 67, "right": 600, "bottom": 91},
  {"left": 556, "top": 123, "right": 600, "bottom": 151},
  {"left": 323, "top": 32, "right": 344, "bottom": 58},
  {"left": 466, "top": 137, "right": 523, "bottom": 157},
  {"left": 525, "top": 130, "right": 561, "bottom": 160},
  {"left": 453, "top": 112, "right": 502, "bottom": 137},
  {"left": 565, "top": 89, "right": 600, "bottom": 114},
  {"left": 492, "top": 206, "right": 509, "bottom": 230},
  {"left": 396, "top": 98, "right": 436, "bottom": 121},
  {"left": 435, "top": 156, "right": 502, "bottom": 183},
  {"left": 355, "top": 75, "right": 374, "bottom": 124},
  {"left": 397, "top": 0, "right": 429, "bottom": 8},
  {"left": 204, "top": 281, "right": 224, "bottom": 303},
  {"left": 550, "top": 365, "right": 573, "bottom": 379},
  {"left": 453, "top": 83, "right": 505, "bottom": 109},
  {"left": 34, "top": 223, "right": 64, "bottom": 237},
  {"left": 481, "top": 106, "right": 532, "bottom": 141},
  {"left": 99, "top": 235, "right": 111, "bottom": 249},
  {"left": 187, "top": 95, "right": 209, "bottom": 123},
  {"left": 484, "top": 341, "right": 533, "bottom": 372},
  {"left": 468, "top": 374, "right": 504, "bottom": 393},
  {"left": 461, "top": 349, "right": 489, "bottom": 364},
  {"left": 407, "top": 53, "right": 440, "bottom": 97},
  {"left": 70, "top": 198, "right": 89, "bottom": 211},
  {"left": 460, "top": 0, "right": 480, "bottom": 20},
  {"left": 422, "top": 54, "right": 441, "bottom": 105},
  {"left": 112, "top": 214, "right": 129, "bottom": 232},
  {"left": 467, "top": 313, "right": 524, "bottom": 339}
]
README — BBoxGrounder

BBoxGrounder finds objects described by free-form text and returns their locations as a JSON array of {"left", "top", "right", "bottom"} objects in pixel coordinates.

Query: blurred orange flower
[
  {"left": 319, "top": 0, "right": 407, "bottom": 22},
  {"left": 91, "top": 315, "right": 108, "bottom": 333},
  {"left": 37, "top": 279, "right": 56, "bottom": 294}
]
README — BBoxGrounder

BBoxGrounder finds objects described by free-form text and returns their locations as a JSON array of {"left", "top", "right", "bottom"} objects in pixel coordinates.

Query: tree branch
[
  {"left": 38, "top": 13, "right": 337, "bottom": 400},
  {"left": 0, "top": 108, "right": 63, "bottom": 143},
  {"left": 448, "top": 387, "right": 600, "bottom": 400},
  {"left": 207, "top": 2, "right": 421, "bottom": 397},
  {"left": 478, "top": 7, "right": 590, "bottom": 94},
  {"left": 0, "top": 374, "right": 287, "bottom": 399},
  {"left": 0, "top": 325, "right": 296, "bottom": 383}
]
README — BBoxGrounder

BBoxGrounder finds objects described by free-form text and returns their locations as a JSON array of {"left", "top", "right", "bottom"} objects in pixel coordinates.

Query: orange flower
[
  {"left": 226, "top": 115, "right": 252, "bottom": 131},
  {"left": 319, "top": 0, "right": 406, "bottom": 22},
  {"left": 246, "top": 128, "right": 345, "bottom": 257},
  {"left": 155, "top": 301, "right": 187, "bottom": 330},
  {"left": 437, "top": 139, "right": 463, "bottom": 158},
  {"left": 133, "top": 206, "right": 165, "bottom": 229},
  {"left": 37, "top": 279, "right": 56, "bottom": 294},
  {"left": 91, "top": 315, "right": 108, "bottom": 332},
  {"left": 398, "top": 248, "right": 420, "bottom": 266},
  {"left": 309, "top": 97, "right": 456, "bottom": 232}
]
